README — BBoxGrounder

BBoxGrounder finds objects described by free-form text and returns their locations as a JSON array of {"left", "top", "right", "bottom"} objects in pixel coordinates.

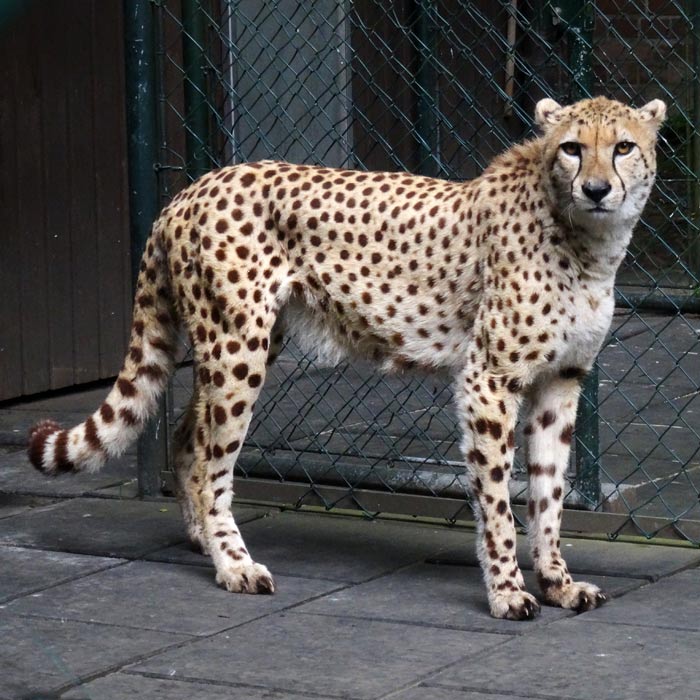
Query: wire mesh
[{"left": 153, "top": 0, "right": 700, "bottom": 541}]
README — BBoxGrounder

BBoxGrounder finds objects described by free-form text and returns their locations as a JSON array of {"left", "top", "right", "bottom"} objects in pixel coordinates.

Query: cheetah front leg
[
  {"left": 457, "top": 367, "right": 539, "bottom": 620},
  {"left": 524, "top": 374, "right": 608, "bottom": 612}
]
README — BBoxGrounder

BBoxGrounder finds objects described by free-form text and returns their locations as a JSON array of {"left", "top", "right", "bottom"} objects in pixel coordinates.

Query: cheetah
[{"left": 28, "top": 96, "right": 666, "bottom": 620}]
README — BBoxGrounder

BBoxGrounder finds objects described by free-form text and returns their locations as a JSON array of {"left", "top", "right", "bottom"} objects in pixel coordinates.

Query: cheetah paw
[
  {"left": 490, "top": 590, "right": 541, "bottom": 621},
  {"left": 539, "top": 576, "right": 608, "bottom": 612},
  {"left": 216, "top": 562, "right": 275, "bottom": 594}
]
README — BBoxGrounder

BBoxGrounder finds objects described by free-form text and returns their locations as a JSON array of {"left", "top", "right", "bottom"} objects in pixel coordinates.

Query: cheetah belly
[
  {"left": 281, "top": 297, "right": 358, "bottom": 367},
  {"left": 279, "top": 274, "right": 479, "bottom": 374}
]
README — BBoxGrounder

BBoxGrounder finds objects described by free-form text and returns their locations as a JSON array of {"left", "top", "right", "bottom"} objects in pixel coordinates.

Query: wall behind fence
[{"left": 0, "top": 0, "right": 132, "bottom": 401}]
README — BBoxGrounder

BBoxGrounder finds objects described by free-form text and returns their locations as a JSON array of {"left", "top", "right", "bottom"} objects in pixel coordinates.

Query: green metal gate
[{"left": 126, "top": 0, "right": 700, "bottom": 543}]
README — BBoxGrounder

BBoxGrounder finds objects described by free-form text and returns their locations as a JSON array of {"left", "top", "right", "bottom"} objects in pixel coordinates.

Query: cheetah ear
[
  {"left": 637, "top": 99, "right": 667, "bottom": 128},
  {"left": 534, "top": 98, "right": 564, "bottom": 129}
]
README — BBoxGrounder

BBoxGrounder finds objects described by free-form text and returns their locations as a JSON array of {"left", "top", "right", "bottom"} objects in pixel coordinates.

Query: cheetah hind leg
[
  {"left": 171, "top": 330, "right": 282, "bottom": 561},
  {"left": 194, "top": 333, "right": 275, "bottom": 595},
  {"left": 266, "top": 314, "right": 286, "bottom": 366},
  {"left": 172, "top": 395, "right": 209, "bottom": 555}
]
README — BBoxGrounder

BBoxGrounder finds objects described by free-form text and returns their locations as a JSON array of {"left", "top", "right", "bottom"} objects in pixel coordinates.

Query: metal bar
[
  {"left": 559, "top": 1, "right": 594, "bottom": 101},
  {"left": 229, "top": 478, "right": 700, "bottom": 543},
  {"left": 504, "top": 0, "right": 518, "bottom": 117},
  {"left": 519, "top": 504, "right": 700, "bottom": 544},
  {"left": 572, "top": 380, "right": 599, "bottom": 507},
  {"left": 182, "top": 0, "right": 210, "bottom": 180},
  {"left": 690, "top": 0, "right": 700, "bottom": 276},
  {"left": 615, "top": 290, "right": 700, "bottom": 314},
  {"left": 124, "top": 0, "right": 167, "bottom": 497},
  {"left": 414, "top": 0, "right": 440, "bottom": 176},
  {"left": 236, "top": 449, "right": 592, "bottom": 508},
  {"left": 234, "top": 477, "right": 472, "bottom": 521}
]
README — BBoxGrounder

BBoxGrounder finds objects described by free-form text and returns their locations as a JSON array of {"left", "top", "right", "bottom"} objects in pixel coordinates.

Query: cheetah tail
[{"left": 27, "top": 228, "right": 178, "bottom": 476}]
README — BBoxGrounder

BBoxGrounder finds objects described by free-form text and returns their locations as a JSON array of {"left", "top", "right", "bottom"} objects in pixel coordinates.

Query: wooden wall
[{"left": 0, "top": 1, "right": 132, "bottom": 401}]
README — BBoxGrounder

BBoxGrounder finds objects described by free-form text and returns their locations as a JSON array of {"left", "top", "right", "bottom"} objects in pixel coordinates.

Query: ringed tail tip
[{"left": 27, "top": 419, "right": 71, "bottom": 475}]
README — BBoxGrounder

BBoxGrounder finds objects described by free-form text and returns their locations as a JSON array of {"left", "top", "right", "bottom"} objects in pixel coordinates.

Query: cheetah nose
[{"left": 581, "top": 180, "right": 612, "bottom": 204}]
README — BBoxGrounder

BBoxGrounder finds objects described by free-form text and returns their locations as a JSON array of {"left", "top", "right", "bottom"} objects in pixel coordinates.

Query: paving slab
[
  {"left": 0, "top": 447, "right": 135, "bottom": 497},
  {"left": 0, "top": 546, "right": 121, "bottom": 604},
  {"left": 148, "top": 511, "right": 471, "bottom": 582},
  {"left": 585, "top": 567, "right": 700, "bottom": 631},
  {"left": 598, "top": 420, "right": 699, "bottom": 467},
  {"left": 6, "top": 560, "right": 341, "bottom": 636},
  {"left": 93, "top": 479, "right": 139, "bottom": 499},
  {"left": 0, "top": 497, "right": 193, "bottom": 558},
  {"left": 3, "top": 385, "right": 113, "bottom": 414},
  {"left": 607, "top": 478, "right": 700, "bottom": 523},
  {"left": 0, "top": 411, "right": 89, "bottom": 444},
  {"left": 296, "top": 561, "right": 643, "bottom": 634},
  {"left": 61, "top": 672, "right": 333, "bottom": 699},
  {"left": 0, "top": 612, "right": 189, "bottom": 700},
  {"left": 430, "top": 617, "right": 700, "bottom": 700},
  {"left": 130, "top": 611, "right": 505, "bottom": 700},
  {"left": 391, "top": 688, "right": 537, "bottom": 700},
  {"left": 0, "top": 493, "right": 56, "bottom": 520},
  {"left": 432, "top": 533, "right": 700, "bottom": 581},
  {"left": 601, "top": 314, "right": 700, "bottom": 389}
]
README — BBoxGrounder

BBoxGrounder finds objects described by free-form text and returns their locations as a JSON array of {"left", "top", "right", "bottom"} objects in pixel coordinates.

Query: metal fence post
[
  {"left": 182, "top": 0, "right": 211, "bottom": 180},
  {"left": 124, "top": 0, "right": 168, "bottom": 497},
  {"left": 558, "top": 0, "right": 600, "bottom": 506},
  {"left": 414, "top": 0, "right": 440, "bottom": 177},
  {"left": 690, "top": 0, "right": 700, "bottom": 276}
]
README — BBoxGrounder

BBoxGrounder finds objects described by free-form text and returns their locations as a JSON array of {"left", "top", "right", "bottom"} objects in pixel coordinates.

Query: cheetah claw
[
  {"left": 490, "top": 590, "right": 541, "bottom": 621},
  {"left": 216, "top": 562, "right": 275, "bottom": 594},
  {"left": 574, "top": 589, "right": 608, "bottom": 613}
]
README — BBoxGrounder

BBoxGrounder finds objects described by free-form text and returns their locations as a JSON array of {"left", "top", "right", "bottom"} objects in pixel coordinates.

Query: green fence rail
[{"left": 132, "top": 0, "right": 700, "bottom": 543}]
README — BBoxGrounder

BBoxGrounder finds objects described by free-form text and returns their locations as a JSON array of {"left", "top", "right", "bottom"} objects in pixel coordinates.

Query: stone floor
[{"left": 1, "top": 447, "right": 699, "bottom": 698}]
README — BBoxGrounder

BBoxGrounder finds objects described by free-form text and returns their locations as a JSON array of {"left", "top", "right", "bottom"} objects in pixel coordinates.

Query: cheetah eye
[
  {"left": 614, "top": 141, "right": 636, "bottom": 156},
  {"left": 560, "top": 142, "right": 581, "bottom": 157}
]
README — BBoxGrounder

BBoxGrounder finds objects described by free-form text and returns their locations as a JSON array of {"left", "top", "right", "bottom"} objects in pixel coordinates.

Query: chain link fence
[{"left": 148, "top": 0, "right": 700, "bottom": 543}]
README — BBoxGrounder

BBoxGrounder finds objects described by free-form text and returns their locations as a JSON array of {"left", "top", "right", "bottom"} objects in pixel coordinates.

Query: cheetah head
[{"left": 535, "top": 96, "right": 666, "bottom": 230}]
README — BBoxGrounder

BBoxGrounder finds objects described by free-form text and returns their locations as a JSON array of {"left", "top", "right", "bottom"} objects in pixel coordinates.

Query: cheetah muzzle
[{"left": 28, "top": 96, "right": 665, "bottom": 619}]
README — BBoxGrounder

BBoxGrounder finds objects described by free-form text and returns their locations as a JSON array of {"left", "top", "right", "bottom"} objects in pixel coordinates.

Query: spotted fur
[{"left": 28, "top": 96, "right": 665, "bottom": 617}]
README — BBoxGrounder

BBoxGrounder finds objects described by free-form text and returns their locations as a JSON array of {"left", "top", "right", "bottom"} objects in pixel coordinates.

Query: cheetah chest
[{"left": 555, "top": 284, "right": 615, "bottom": 371}]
